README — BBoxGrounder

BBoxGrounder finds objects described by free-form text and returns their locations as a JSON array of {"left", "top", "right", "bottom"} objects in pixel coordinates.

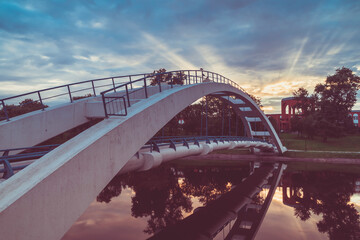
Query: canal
[{"left": 61, "top": 159, "right": 360, "bottom": 240}]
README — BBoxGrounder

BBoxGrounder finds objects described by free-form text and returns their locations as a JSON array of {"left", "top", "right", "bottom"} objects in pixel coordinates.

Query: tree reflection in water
[
  {"left": 96, "top": 163, "right": 250, "bottom": 235},
  {"left": 96, "top": 163, "right": 359, "bottom": 239},
  {"left": 283, "top": 171, "right": 360, "bottom": 240}
]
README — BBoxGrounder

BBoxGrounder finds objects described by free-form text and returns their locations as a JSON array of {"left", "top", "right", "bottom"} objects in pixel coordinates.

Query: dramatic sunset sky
[{"left": 0, "top": 0, "right": 359, "bottom": 113}]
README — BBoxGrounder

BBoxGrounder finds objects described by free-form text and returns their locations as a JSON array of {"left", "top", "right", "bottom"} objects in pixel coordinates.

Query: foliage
[
  {"left": 155, "top": 95, "right": 246, "bottom": 137},
  {"left": 149, "top": 68, "right": 186, "bottom": 86},
  {"left": 268, "top": 116, "right": 279, "bottom": 134},
  {"left": 0, "top": 98, "right": 47, "bottom": 119},
  {"left": 284, "top": 171, "right": 360, "bottom": 239},
  {"left": 96, "top": 164, "right": 250, "bottom": 235},
  {"left": 292, "top": 87, "right": 316, "bottom": 116},
  {"left": 291, "top": 67, "right": 360, "bottom": 141},
  {"left": 72, "top": 93, "right": 92, "bottom": 101},
  {"left": 247, "top": 93, "right": 262, "bottom": 108}
]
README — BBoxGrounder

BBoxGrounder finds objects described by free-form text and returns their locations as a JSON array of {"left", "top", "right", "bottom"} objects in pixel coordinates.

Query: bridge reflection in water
[
  {"left": 150, "top": 163, "right": 285, "bottom": 240},
  {"left": 62, "top": 161, "right": 360, "bottom": 240}
]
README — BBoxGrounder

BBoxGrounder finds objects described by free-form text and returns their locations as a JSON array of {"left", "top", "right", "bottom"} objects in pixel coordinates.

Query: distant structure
[
  {"left": 267, "top": 97, "right": 360, "bottom": 132},
  {"left": 349, "top": 110, "right": 360, "bottom": 128},
  {"left": 266, "top": 97, "right": 298, "bottom": 132}
]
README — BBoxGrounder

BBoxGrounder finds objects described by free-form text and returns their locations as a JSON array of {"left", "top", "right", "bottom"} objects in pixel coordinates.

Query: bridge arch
[{"left": 0, "top": 72, "right": 285, "bottom": 240}]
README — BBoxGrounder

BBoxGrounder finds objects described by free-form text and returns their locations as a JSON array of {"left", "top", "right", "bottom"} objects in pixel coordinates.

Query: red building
[
  {"left": 267, "top": 97, "right": 298, "bottom": 132},
  {"left": 267, "top": 97, "right": 360, "bottom": 132}
]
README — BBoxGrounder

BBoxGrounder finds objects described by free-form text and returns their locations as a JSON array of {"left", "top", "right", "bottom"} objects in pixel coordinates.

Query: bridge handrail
[
  {"left": 0, "top": 69, "right": 247, "bottom": 121},
  {"left": 100, "top": 70, "right": 247, "bottom": 118},
  {"left": 141, "top": 135, "right": 273, "bottom": 152},
  {"left": 0, "top": 144, "right": 60, "bottom": 179},
  {"left": 0, "top": 72, "right": 151, "bottom": 121},
  {"left": 148, "top": 135, "right": 268, "bottom": 143}
]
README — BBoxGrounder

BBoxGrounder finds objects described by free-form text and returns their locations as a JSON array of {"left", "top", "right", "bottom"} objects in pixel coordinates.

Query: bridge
[{"left": 0, "top": 70, "right": 285, "bottom": 239}]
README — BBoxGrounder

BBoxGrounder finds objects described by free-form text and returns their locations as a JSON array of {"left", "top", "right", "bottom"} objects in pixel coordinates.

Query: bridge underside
[{"left": 0, "top": 82, "right": 285, "bottom": 240}]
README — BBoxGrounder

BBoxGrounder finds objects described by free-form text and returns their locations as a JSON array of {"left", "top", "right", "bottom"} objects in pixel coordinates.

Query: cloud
[
  {"left": 141, "top": 32, "right": 197, "bottom": 69},
  {"left": 0, "top": 0, "right": 359, "bottom": 111}
]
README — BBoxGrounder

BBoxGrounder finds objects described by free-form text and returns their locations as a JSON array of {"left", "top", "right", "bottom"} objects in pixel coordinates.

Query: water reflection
[
  {"left": 62, "top": 162, "right": 360, "bottom": 240},
  {"left": 150, "top": 163, "right": 282, "bottom": 239},
  {"left": 96, "top": 164, "right": 252, "bottom": 236},
  {"left": 282, "top": 171, "right": 360, "bottom": 239}
]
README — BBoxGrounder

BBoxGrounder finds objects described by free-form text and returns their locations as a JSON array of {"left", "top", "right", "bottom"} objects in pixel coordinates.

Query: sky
[{"left": 0, "top": 0, "right": 359, "bottom": 113}]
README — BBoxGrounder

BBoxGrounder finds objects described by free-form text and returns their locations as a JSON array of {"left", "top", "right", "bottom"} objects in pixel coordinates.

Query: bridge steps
[{"left": 245, "top": 117, "right": 262, "bottom": 122}]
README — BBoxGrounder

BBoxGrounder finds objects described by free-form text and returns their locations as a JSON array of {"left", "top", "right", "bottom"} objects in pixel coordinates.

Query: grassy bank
[
  {"left": 280, "top": 133, "right": 360, "bottom": 152},
  {"left": 283, "top": 151, "right": 360, "bottom": 159},
  {"left": 280, "top": 133, "right": 360, "bottom": 159}
]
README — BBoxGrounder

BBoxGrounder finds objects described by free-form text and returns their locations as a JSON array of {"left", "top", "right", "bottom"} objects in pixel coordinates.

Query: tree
[
  {"left": 288, "top": 171, "right": 360, "bottom": 239},
  {"left": 314, "top": 67, "right": 360, "bottom": 141},
  {"left": 268, "top": 116, "right": 280, "bottom": 134},
  {"left": 149, "top": 68, "right": 186, "bottom": 86},
  {"left": 247, "top": 93, "right": 262, "bottom": 108},
  {"left": 291, "top": 67, "right": 359, "bottom": 141},
  {"left": 0, "top": 98, "right": 47, "bottom": 119},
  {"left": 292, "top": 87, "right": 316, "bottom": 116}
]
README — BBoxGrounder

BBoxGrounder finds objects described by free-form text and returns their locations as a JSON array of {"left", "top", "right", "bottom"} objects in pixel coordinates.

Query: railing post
[
  {"left": 2, "top": 159, "right": 14, "bottom": 179},
  {"left": 101, "top": 93, "right": 108, "bottom": 118},
  {"left": 158, "top": 76, "right": 162, "bottom": 92},
  {"left": 91, "top": 80, "right": 96, "bottom": 96},
  {"left": 1, "top": 100, "right": 9, "bottom": 121},
  {"left": 67, "top": 85, "right": 73, "bottom": 103},
  {"left": 188, "top": 70, "right": 190, "bottom": 84},
  {"left": 125, "top": 84, "right": 131, "bottom": 107},
  {"left": 37, "top": 91, "right": 45, "bottom": 110},
  {"left": 180, "top": 71, "right": 183, "bottom": 85},
  {"left": 195, "top": 71, "right": 198, "bottom": 83},
  {"left": 205, "top": 96, "right": 208, "bottom": 137},
  {"left": 112, "top": 78, "right": 116, "bottom": 92},
  {"left": 129, "top": 76, "right": 133, "bottom": 90},
  {"left": 144, "top": 78, "right": 148, "bottom": 98}
]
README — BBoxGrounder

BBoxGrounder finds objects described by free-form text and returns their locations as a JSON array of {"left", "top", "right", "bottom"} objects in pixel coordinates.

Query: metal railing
[
  {"left": 100, "top": 70, "right": 247, "bottom": 118},
  {"left": 0, "top": 70, "right": 246, "bottom": 121},
  {"left": 0, "top": 72, "right": 151, "bottom": 121},
  {"left": 0, "top": 135, "right": 272, "bottom": 180},
  {"left": 0, "top": 144, "right": 60, "bottom": 179},
  {"left": 142, "top": 135, "right": 271, "bottom": 153}
]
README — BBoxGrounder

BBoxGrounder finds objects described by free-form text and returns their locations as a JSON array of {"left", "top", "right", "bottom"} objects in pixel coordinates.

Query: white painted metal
[
  {"left": 245, "top": 117, "right": 261, "bottom": 122},
  {"left": 222, "top": 97, "right": 245, "bottom": 105},
  {"left": 239, "top": 107, "right": 252, "bottom": 111},
  {"left": 252, "top": 131, "right": 271, "bottom": 136}
]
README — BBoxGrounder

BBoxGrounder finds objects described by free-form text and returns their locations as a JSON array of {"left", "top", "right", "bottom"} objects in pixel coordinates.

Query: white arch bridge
[{"left": 0, "top": 70, "right": 285, "bottom": 240}]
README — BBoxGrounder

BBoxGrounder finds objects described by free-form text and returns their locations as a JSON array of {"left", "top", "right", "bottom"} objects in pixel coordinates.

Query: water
[{"left": 62, "top": 160, "right": 360, "bottom": 240}]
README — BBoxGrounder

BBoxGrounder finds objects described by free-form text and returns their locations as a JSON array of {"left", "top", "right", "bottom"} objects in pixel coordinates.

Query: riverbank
[
  {"left": 280, "top": 133, "right": 360, "bottom": 151},
  {"left": 181, "top": 153, "right": 360, "bottom": 165}
]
